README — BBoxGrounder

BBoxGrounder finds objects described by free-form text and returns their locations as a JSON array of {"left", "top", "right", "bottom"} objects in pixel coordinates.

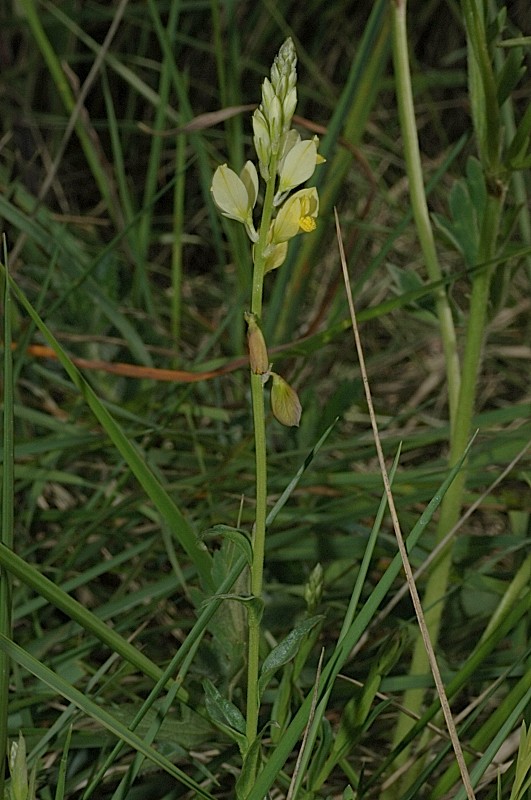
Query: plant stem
[
  {"left": 388, "top": 0, "right": 506, "bottom": 783},
  {"left": 245, "top": 371, "right": 268, "bottom": 745},
  {"left": 391, "top": 0, "right": 460, "bottom": 425},
  {"left": 410, "top": 192, "right": 504, "bottom": 646},
  {"left": 245, "top": 153, "right": 278, "bottom": 748}
]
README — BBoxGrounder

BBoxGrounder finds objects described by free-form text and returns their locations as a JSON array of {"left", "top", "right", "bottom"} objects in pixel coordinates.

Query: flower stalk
[{"left": 210, "top": 37, "right": 322, "bottom": 765}]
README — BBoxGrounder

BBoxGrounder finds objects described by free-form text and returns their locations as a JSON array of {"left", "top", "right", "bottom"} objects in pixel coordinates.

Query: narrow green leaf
[
  {"left": 0, "top": 543, "right": 184, "bottom": 697},
  {"left": 0, "top": 267, "right": 213, "bottom": 589},
  {"left": 236, "top": 735, "right": 263, "bottom": 800},
  {"left": 496, "top": 45, "right": 526, "bottom": 105},
  {"left": 54, "top": 724, "right": 73, "bottom": 800},
  {"left": 0, "top": 241, "right": 14, "bottom": 800},
  {"left": 258, "top": 616, "right": 323, "bottom": 699},
  {"left": 506, "top": 102, "right": 531, "bottom": 167},
  {"left": 0, "top": 635, "right": 216, "bottom": 800},
  {"left": 202, "top": 525, "right": 253, "bottom": 566},
  {"left": 266, "top": 418, "right": 338, "bottom": 528},
  {"left": 247, "top": 438, "right": 477, "bottom": 800}
]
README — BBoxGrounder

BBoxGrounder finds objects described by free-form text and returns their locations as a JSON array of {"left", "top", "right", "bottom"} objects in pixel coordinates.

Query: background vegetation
[{"left": 0, "top": 1, "right": 529, "bottom": 799}]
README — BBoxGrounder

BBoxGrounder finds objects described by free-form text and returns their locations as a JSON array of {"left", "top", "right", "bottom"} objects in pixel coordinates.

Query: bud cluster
[{"left": 253, "top": 37, "right": 298, "bottom": 177}]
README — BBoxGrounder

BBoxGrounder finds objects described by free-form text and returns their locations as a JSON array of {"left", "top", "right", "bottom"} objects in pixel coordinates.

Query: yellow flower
[
  {"left": 277, "top": 138, "right": 317, "bottom": 195},
  {"left": 211, "top": 162, "right": 259, "bottom": 241},
  {"left": 272, "top": 187, "right": 319, "bottom": 243}
]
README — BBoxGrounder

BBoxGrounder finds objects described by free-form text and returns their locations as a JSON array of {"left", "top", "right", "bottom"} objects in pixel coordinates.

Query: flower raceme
[
  {"left": 211, "top": 38, "right": 322, "bottom": 253},
  {"left": 210, "top": 37, "right": 324, "bottom": 427}
]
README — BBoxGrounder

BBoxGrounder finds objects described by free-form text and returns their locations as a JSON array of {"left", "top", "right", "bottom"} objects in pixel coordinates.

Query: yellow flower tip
[{"left": 299, "top": 216, "right": 316, "bottom": 233}]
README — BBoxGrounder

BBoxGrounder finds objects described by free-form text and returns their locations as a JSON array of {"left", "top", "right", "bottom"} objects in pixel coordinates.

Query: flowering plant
[{"left": 210, "top": 39, "right": 323, "bottom": 789}]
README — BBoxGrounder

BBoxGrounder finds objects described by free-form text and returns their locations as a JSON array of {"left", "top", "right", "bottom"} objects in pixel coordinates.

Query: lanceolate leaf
[
  {"left": 258, "top": 616, "right": 323, "bottom": 699},
  {"left": 203, "top": 679, "right": 247, "bottom": 751}
]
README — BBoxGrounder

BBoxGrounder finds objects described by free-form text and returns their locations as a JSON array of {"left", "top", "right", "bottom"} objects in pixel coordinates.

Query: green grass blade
[
  {"left": 266, "top": 418, "right": 338, "bottom": 527},
  {"left": 0, "top": 541, "right": 186, "bottom": 696},
  {"left": 1, "top": 267, "right": 213, "bottom": 587},
  {"left": 0, "top": 241, "right": 15, "bottom": 800},
  {"left": 17, "top": 0, "right": 123, "bottom": 226},
  {"left": 455, "top": 689, "right": 531, "bottom": 800},
  {"left": 248, "top": 438, "right": 475, "bottom": 800},
  {"left": 0, "top": 635, "right": 216, "bottom": 799},
  {"left": 365, "top": 593, "right": 531, "bottom": 791}
]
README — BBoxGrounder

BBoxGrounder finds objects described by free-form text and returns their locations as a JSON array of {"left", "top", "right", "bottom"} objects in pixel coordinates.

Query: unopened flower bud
[
  {"left": 252, "top": 108, "right": 271, "bottom": 179},
  {"left": 244, "top": 312, "right": 269, "bottom": 375},
  {"left": 263, "top": 241, "right": 288, "bottom": 273},
  {"left": 304, "top": 563, "right": 324, "bottom": 612},
  {"left": 268, "top": 96, "right": 283, "bottom": 152},
  {"left": 271, "top": 39, "right": 297, "bottom": 109},
  {"left": 270, "top": 372, "right": 302, "bottom": 427}
]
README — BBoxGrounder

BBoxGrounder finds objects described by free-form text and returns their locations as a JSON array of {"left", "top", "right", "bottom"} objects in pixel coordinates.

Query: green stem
[
  {"left": 245, "top": 153, "right": 279, "bottom": 748},
  {"left": 388, "top": 0, "right": 506, "bottom": 786},
  {"left": 392, "top": 189, "right": 504, "bottom": 792},
  {"left": 251, "top": 159, "right": 279, "bottom": 317},
  {"left": 171, "top": 133, "right": 186, "bottom": 355},
  {"left": 391, "top": 0, "right": 460, "bottom": 425},
  {"left": 245, "top": 372, "right": 268, "bottom": 745}
]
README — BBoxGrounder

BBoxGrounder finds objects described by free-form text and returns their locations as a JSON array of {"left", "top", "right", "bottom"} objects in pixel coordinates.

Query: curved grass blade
[
  {"left": 0, "top": 240, "right": 15, "bottom": 800},
  {"left": 0, "top": 635, "right": 216, "bottom": 800},
  {"left": 0, "top": 266, "right": 213, "bottom": 589},
  {"left": 0, "top": 542, "right": 186, "bottom": 698}
]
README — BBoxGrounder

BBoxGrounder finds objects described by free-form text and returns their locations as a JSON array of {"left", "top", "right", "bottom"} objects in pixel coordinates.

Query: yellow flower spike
[{"left": 270, "top": 372, "right": 302, "bottom": 427}]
